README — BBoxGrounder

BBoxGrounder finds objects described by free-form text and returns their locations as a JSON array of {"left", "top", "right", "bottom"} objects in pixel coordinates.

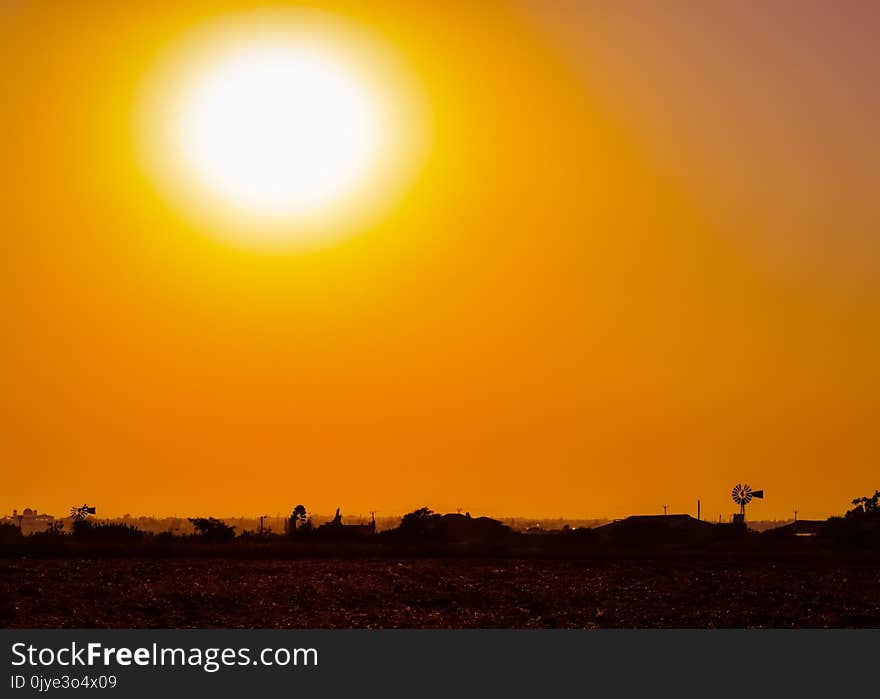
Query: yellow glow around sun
[{"left": 136, "top": 10, "right": 429, "bottom": 249}]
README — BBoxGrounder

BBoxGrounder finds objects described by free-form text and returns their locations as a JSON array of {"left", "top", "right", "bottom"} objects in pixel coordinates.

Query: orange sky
[{"left": 2, "top": 0, "right": 877, "bottom": 521}]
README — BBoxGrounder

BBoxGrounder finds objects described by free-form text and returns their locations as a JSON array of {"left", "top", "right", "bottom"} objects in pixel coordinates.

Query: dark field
[{"left": 2, "top": 557, "right": 879, "bottom": 628}]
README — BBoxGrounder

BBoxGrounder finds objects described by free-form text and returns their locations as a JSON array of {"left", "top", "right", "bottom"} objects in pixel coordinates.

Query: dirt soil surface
[{"left": 2, "top": 557, "right": 879, "bottom": 628}]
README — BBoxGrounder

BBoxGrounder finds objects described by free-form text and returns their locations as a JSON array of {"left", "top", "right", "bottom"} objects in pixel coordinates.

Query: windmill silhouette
[
  {"left": 70, "top": 504, "right": 96, "bottom": 521},
  {"left": 731, "top": 484, "right": 763, "bottom": 518}
]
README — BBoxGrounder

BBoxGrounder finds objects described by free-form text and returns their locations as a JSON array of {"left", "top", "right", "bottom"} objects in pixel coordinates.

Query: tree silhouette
[
  {"left": 188, "top": 517, "right": 236, "bottom": 542},
  {"left": 288, "top": 504, "right": 308, "bottom": 535},
  {"left": 846, "top": 490, "right": 880, "bottom": 519},
  {"left": 399, "top": 507, "right": 440, "bottom": 537}
]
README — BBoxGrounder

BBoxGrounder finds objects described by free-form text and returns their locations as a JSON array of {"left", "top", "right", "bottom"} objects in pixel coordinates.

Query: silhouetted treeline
[
  {"left": 2, "top": 492, "right": 879, "bottom": 556},
  {"left": 824, "top": 490, "right": 880, "bottom": 551}
]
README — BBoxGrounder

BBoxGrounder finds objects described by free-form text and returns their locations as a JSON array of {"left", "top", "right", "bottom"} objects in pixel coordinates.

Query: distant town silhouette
[{"left": 3, "top": 489, "right": 879, "bottom": 555}]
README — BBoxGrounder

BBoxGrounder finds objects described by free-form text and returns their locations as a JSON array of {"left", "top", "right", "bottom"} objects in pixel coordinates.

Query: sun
[
  {"left": 179, "top": 43, "right": 379, "bottom": 219},
  {"left": 136, "top": 11, "right": 428, "bottom": 249}
]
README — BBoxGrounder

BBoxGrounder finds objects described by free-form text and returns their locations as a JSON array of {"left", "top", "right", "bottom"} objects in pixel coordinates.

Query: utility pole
[
  {"left": 259, "top": 514, "right": 268, "bottom": 536},
  {"left": 793, "top": 509, "right": 799, "bottom": 522},
  {"left": 697, "top": 499, "right": 701, "bottom": 521},
  {"left": 663, "top": 504, "right": 668, "bottom": 516}
]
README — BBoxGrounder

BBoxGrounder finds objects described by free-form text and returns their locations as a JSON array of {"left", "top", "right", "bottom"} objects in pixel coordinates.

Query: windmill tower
[{"left": 731, "top": 484, "right": 763, "bottom": 524}]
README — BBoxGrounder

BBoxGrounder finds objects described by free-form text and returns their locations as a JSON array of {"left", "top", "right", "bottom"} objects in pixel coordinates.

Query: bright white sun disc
[
  {"left": 180, "top": 43, "right": 379, "bottom": 218},
  {"left": 136, "top": 10, "right": 430, "bottom": 249}
]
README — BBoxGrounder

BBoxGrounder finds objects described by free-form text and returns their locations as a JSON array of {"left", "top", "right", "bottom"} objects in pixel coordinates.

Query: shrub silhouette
[
  {"left": 0, "top": 522, "right": 22, "bottom": 543},
  {"left": 72, "top": 520, "right": 144, "bottom": 541},
  {"left": 72, "top": 519, "right": 92, "bottom": 538},
  {"left": 188, "top": 517, "right": 236, "bottom": 542},
  {"left": 239, "top": 529, "right": 275, "bottom": 543},
  {"left": 24, "top": 521, "right": 64, "bottom": 542}
]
